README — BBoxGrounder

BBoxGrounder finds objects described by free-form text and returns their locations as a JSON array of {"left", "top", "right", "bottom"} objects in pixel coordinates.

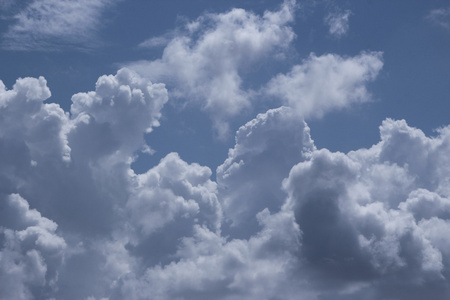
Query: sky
[{"left": 0, "top": 0, "right": 450, "bottom": 299}]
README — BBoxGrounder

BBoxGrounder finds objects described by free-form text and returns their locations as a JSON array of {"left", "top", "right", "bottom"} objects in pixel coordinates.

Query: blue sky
[{"left": 1, "top": 0, "right": 450, "bottom": 299}]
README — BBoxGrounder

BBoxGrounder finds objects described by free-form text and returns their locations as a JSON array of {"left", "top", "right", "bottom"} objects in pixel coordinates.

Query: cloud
[
  {"left": 1, "top": 1, "right": 450, "bottom": 299},
  {"left": 113, "top": 211, "right": 306, "bottom": 300},
  {"left": 282, "top": 118, "right": 450, "bottom": 299},
  {"left": 217, "top": 106, "right": 314, "bottom": 237},
  {"left": 126, "top": 0, "right": 297, "bottom": 138},
  {"left": 0, "top": 194, "right": 66, "bottom": 300},
  {"left": 265, "top": 51, "right": 383, "bottom": 118},
  {"left": 427, "top": 7, "right": 450, "bottom": 30},
  {"left": 138, "top": 34, "right": 173, "bottom": 49},
  {"left": 70, "top": 68, "right": 168, "bottom": 158},
  {"left": 2, "top": 66, "right": 450, "bottom": 299},
  {"left": 1, "top": 0, "right": 119, "bottom": 51},
  {"left": 324, "top": 10, "right": 352, "bottom": 38}
]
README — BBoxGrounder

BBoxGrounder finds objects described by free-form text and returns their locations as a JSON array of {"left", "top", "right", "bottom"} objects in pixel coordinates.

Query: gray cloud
[
  {"left": 2, "top": 68, "right": 450, "bottom": 299},
  {"left": 217, "top": 106, "right": 314, "bottom": 238},
  {"left": 282, "top": 118, "right": 450, "bottom": 299}
]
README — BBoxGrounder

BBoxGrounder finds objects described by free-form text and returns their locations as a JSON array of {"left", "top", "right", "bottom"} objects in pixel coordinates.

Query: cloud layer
[
  {"left": 1, "top": 1, "right": 450, "bottom": 299},
  {"left": 2, "top": 70, "right": 450, "bottom": 299}
]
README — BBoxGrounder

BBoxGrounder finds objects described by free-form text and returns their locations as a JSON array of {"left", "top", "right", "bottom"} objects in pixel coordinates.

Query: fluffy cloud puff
[
  {"left": 266, "top": 51, "right": 383, "bottom": 118},
  {"left": 127, "top": 0, "right": 296, "bottom": 138}
]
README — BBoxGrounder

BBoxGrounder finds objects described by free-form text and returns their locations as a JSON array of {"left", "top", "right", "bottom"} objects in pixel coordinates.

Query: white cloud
[
  {"left": 427, "top": 7, "right": 450, "bottom": 30},
  {"left": 325, "top": 10, "right": 352, "bottom": 38},
  {"left": 1, "top": 0, "right": 119, "bottom": 51},
  {"left": 70, "top": 68, "right": 168, "bottom": 158},
  {"left": 265, "top": 51, "right": 383, "bottom": 118},
  {"left": 126, "top": 0, "right": 297, "bottom": 139}
]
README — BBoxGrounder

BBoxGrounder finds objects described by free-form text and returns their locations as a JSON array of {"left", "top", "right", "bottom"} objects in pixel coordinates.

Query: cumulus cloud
[
  {"left": 1, "top": 0, "right": 119, "bottom": 51},
  {"left": 217, "top": 106, "right": 314, "bottom": 237},
  {"left": 126, "top": 0, "right": 297, "bottom": 138},
  {"left": 1, "top": 1, "right": 450, "bottom": 299},
  {"left": 282, "top": 118, "right": 450, "bottom": 299},
  {"left": 0, "top": 193, "right": 66, "bottom": 300},
  {"left": 325, "top": 10, "right": 352, "bottom": 38},
  {"left": 265, "top": 51, "right": 383, "bottom": 118},
  {"left": 2, "top": 65, "right": 450, "bottom": 299},
  {"left": 0, "top": 69, "right": 170, "bottom": 299}
]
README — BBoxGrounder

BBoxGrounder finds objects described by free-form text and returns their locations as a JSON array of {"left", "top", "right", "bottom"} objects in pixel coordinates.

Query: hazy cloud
[
  {"left": 1, "top": 0, "right": 119, "bottom": 50},
  {"left": 325, "top": 10, "right": 352, "bottom": 38},
  {"left": 427, "top": 7, "right": 450, "bottom": 30}
]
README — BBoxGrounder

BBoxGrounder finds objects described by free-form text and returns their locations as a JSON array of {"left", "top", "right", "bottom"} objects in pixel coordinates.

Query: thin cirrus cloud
[
  {"left": 1, "top": 0, "right": 450, "bottom": 299},
  {"left": 1, "top": 0, "right": 118, "bottom": 51}
]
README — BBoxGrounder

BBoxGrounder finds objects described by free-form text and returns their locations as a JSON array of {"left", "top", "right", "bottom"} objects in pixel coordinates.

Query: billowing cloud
[
  {"left": 2, "top": 66, "right": 450, "bottom": 299},
  {"left": 282, "top": 118, "right": 450, "bottom": 299},
  {"left": 1, "top": 1, "right": 450, "bottom": 299},
  {"left": 265, "top": 51, "right": 383, "bottom": 118},
  {"left": 126, "top": 0, "right": 297, "bottom": 138},
  {"left": 325, "top": 10, "right": 352, "bottom": 38},
  {"left": 1, "top": 0, "right": 119, "bottom": 51},
  {"left": 217, "top": 106, "right": 314, "bottom": 237},
  {"left": 0, "top": 194, "right": 66, "bottom": 300}
]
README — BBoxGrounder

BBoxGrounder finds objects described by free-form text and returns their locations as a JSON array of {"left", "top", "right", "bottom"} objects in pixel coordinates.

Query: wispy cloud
[
  {"left": 1, "top": 0, "right": 118, "bottom": 51},
  {"left": 138, "top": 34, "right": 173, "bottom": 49},
  {"left": 427, "top": 6, "right": 450, "bottom": 30},
  {"left": 325, "top": 9, "right": 351, "bottom": 38}
]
